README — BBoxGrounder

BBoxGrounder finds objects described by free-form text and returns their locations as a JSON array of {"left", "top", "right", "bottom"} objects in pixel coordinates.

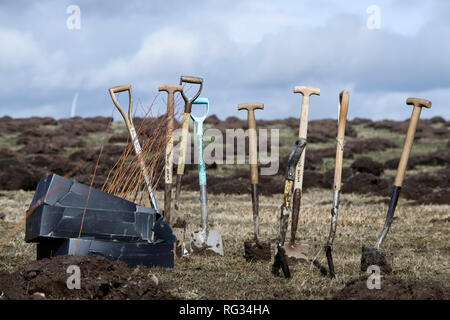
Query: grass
[
  {"left": 0, "top": 133, "right": 22, "bottom": 151},
  {"left": 39, "top": 124, "right": 61, "bottom": 131},
  {"left": 1, "top": 188, "right": 448, "bottom": 299}
]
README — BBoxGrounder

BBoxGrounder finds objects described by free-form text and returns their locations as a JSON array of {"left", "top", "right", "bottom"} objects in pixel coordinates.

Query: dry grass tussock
[{"left": 1, "top": 188, "right": 448, "bottom": 299}]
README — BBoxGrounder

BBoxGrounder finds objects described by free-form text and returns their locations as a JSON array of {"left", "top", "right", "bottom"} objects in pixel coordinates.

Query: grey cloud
[{"left": 0, "top": 0, "right": 448, "bottom": 121}]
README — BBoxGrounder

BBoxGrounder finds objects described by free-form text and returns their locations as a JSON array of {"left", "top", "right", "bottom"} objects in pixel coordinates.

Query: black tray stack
[{"left": 26, "top": 174, "right": 177, "bottom": 268}]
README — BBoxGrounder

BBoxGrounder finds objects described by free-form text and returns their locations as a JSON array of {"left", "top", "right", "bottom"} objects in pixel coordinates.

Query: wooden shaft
[
  {"left": 176, "top": 113, "right": 191, "bottom": 175},
  {"left": 248, "top": 111, "right": 258, "bottom": 184},
  {"left": 334, "top": 90, "right": 350, "bottom": 191},
  {"left": 159, "top": 84, "right": 183, "bottom": 185},
  {"left": 238, "top": 102, "right": 264, "bottom": 185},
  {"left": 394, "top": 106, "right": 422, "bottom": 187},
  {"left": 165, "top": 92, "right": 175, "bottom": 184},
  {"left": 293, "top": 96, "right": 310, "bottom": 190}
]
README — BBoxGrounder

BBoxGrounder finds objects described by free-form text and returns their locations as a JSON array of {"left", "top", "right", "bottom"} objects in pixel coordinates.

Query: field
[{"left": 0, "top": 114, "right": 449, "bottom": 299}]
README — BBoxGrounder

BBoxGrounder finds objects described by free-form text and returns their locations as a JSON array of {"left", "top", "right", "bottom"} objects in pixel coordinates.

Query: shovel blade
[
  {"left": 190, "top": 230, "right": 223, "bottom": 256},
  {"left": 283, "top": 243, "right": 309, "bottom": 264},
  {"left": 272, "top": 245, "right": 291, "bottom": 278},
  {"left": 360, "top": 245, "right": 393, "bottom": 274}
]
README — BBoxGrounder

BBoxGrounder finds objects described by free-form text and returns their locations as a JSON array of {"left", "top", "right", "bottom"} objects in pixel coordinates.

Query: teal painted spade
[{"left": 189, "top": 97, "right": 224, "bottom": 256}]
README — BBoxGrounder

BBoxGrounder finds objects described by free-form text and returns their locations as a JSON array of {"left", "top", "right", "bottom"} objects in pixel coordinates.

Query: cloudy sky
[{"left": 0, "top": 0, "right": 448, "bottom": 121}]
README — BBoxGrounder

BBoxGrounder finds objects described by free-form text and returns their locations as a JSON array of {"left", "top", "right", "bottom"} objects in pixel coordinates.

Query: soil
[
  {"left": 331, "top": 275, "right": 450, "bottom": 300},
  {"left": 344, "top": 138, "right": 397, "bottom": 157},
  {"left": 351, "top": 157, "right": 384, "bottom": 176},
  {"left": 0, "top": 116, "right": 447, "bottom": 205},
  {"left": 243, "top": 241, "right": 272, "bottom": 262},
  {"left": 402, "top": 171, "right": 450, "bottom": 205},
  {"left": 108, "top": 133, "right": 129, "bottom": 143},
  {"left": 360, "top": 245, "right": 393, "bottom": 274},
  {"left": 367, "top": 119, "right": 410, "bottom": 133},
  {"left": 322, "top": 167, "right": 354, "bottom": 189},
  {"left": 307, "top": 119, "right": 357, "bottom": 143},
  {"left": 430, "top": 116, "right": 446, "bottom": 124},
  {"left": 0, "top": 255, "right": 176, "bottom": 300},
  {"left": 341, "top": 172, "right": 390, "bottom": 197},
  {"left": 349, "top": 118, "right": 373, "bottom": 125},
  {"left": 385, "top": 149, "right": 450, "bottom": 170}
]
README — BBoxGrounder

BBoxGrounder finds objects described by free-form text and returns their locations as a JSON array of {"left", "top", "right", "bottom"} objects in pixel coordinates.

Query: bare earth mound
[
  {"left": 0, "top": 255, "right": 176, "bottom": 300},
  {"left": 331, "top": 276, "right": 449, "bottom": 300}
]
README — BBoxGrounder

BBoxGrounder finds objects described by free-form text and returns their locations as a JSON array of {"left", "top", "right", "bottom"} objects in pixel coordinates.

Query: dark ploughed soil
[
  {"left": 0, "top": 255, "right": 176, "bottom": 300},
  {"left": 331, "top": 275, "right": 449, "bottom": 300},
  {"left": 0, "top": 116, "right": 448, "bottom": 204},
  {"left": 351, "top": 157, "right": 384, "bottom": 176},
  {"left": 385, "top": 149, "right": 450, "bottom": 169},
  {"left": 243, "top": 241, "right": 272, "bottom": 262},
  {"left": 344, "top": 138, "right": 397, "bottom": 157},
  {"left": 341, "top": 172, "right": 390, "bottom": 197}
]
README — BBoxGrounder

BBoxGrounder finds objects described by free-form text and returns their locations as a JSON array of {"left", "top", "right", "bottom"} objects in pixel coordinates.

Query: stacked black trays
[{"left": 26, "top": 174, "right": 177, "bottom": 268}]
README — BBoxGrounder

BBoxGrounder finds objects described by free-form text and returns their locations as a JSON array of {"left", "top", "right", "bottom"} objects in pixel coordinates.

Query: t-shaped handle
[
  {"left": 159, "top": 84, "right": 183, "bottom": 94},
  {"left": 238, "top": 102, "right": 264, "bottom": 184},
  {"left": 393, "top": 97, "right": 431, "bottom": 187},
  {"left": 406, "top": 97, "right": 432, "bottom": 109},
  {"left": 294, "top": 86, "right": 321, "bottom": 97},
  {"left": 292, "top": 86, "right": 320, "bottom": 191},
  {"left": 238, "top": 102, "right": 264, "bottom": 130},
  {"left": 159, "top": 84, "right": 183, "bottom": 115}
]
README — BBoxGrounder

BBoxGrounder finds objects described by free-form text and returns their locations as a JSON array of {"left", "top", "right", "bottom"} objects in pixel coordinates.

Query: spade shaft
[
  {"left": 159, "top": 84, "right": 183, "bottom": 222},
  {"left": 361, "top": 97, "right": 431, "bottom": 274},
  {"left": 280, "top": 139, "right": 307, "bottom": 244},
  {"left": 109, "top": 85, "right": 159, "bottom": 212},
  {"left": 376, "top": 98, "right": 432, "bottom": 249},
  {"left": 325, "top": 89, "right": 350, "bottom": 279},
  {"left": 272, "top": 138, "right": 307, "bottom": 278},
  {"left": 289, "top": 87, "right": 320, "bottom": 249},
  {"left": 174, "top": 76, "right": 203, "bottom": 211},
  {"left": 238, "top": 102, "right": 264, "bottom": 242},
  {"left": 189, "top": 97, "right": 223, "bottom": 256}
]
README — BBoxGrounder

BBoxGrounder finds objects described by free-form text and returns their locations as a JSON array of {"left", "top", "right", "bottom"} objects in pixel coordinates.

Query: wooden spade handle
[
  {"left": 159, "top": 84, "right": 183, "bottom": 184},
  {"left": 109, "top": 84, "right": 133, "bottom": 130},
  {"left": 293, "top": 86, "right": 320, "bottom": 190},
  {"left": 394, "top": 97, "right": 432, "bottom": 187},
  {"left": 334, "top": 90, "right": 350, "bottom": 190},
  {"left": 180, "top": 76, "right": 203, "bottom": 84},
  {"left": 238, "top": 102, "right": 264, "bottom": 184},
  {"left": 180, "top": 76, "right": 203, "bottom": 113},
  {"left": 159, "top": 84, "right": 183, "bottom": 94},
  {"left": 109, "top": 84, "right": 159, "bottom": 210}
]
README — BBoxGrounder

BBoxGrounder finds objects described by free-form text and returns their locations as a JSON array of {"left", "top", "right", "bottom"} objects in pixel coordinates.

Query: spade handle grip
[
  {"left": 180, "top": 76, "right": 203, "bottom": 84},
  {"left": 109, "top": 84, "right": 133, "bottom": 129},
  {"left": 180, "top": 76, "right": 203, "bottom": 113}
]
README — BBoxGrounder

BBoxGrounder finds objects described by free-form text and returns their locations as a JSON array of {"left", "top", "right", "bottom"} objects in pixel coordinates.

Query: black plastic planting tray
[
  {"left": 26, "top": 174, "right": 176, "bottom": 268},
  {"left": 36, "top": 238, "right": 175, "bottom": 268}
]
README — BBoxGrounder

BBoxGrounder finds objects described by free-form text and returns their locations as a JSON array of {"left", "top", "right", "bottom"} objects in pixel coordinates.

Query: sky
[{"left": 0, "top": 0, "right": 448, "bottom": 121}]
